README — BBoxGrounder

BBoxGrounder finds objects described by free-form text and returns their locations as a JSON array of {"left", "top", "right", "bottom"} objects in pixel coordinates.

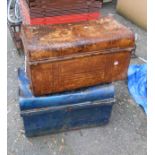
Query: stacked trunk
[
  {"left": 20, "top": 0, "right": 102, "bottom": 25},
  {"left": 19, "top": 1, "right": 135, "bottom": 137},
  {"left": 21, "top": 17, "right": 135, "bottom": 96}
]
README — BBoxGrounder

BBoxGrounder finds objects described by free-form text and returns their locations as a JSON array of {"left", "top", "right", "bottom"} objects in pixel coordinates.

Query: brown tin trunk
[{"left": 21, "top": 17, "right": 135, "bottom": 96}]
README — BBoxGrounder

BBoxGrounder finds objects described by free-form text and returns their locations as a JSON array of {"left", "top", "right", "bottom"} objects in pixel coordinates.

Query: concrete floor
[{"left": 7, "top": 1, "right": 147, "bottom": 155}]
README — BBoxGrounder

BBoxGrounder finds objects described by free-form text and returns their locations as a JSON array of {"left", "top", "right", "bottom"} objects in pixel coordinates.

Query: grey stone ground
[{"left": 7, "top": 1, "right": 147, "bottom": 155}]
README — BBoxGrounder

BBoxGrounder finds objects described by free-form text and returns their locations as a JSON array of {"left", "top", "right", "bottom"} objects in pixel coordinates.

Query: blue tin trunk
[{"left": 18, "top": 68, "right": 115, "bottom": 137}]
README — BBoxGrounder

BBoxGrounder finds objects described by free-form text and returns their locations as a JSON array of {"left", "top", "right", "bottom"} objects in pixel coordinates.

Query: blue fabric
[{"left": 128, "top": 64, "right": 147, "bottom": 113}]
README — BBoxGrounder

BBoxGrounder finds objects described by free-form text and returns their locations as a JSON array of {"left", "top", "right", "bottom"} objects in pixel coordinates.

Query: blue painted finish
[
  {"left": 18, "top": 68, "right": 115, "bottom": 137},
  {"left": 18, "top": 68, "right": 115, "bottom": 110},
  {"left": 21, "top": 99, "right": 115, "bottom": 137}
]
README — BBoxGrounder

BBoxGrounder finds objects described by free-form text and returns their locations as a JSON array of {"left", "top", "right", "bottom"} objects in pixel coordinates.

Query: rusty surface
[
  {"left": 29, "top": 50, "right": 131, "bottom": 96},
  {"left": 21, "top": 17, "right": 135, "bottom": 96},
  {"left": 21, "top": 17, "right": 134, "bottom": 61}
]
